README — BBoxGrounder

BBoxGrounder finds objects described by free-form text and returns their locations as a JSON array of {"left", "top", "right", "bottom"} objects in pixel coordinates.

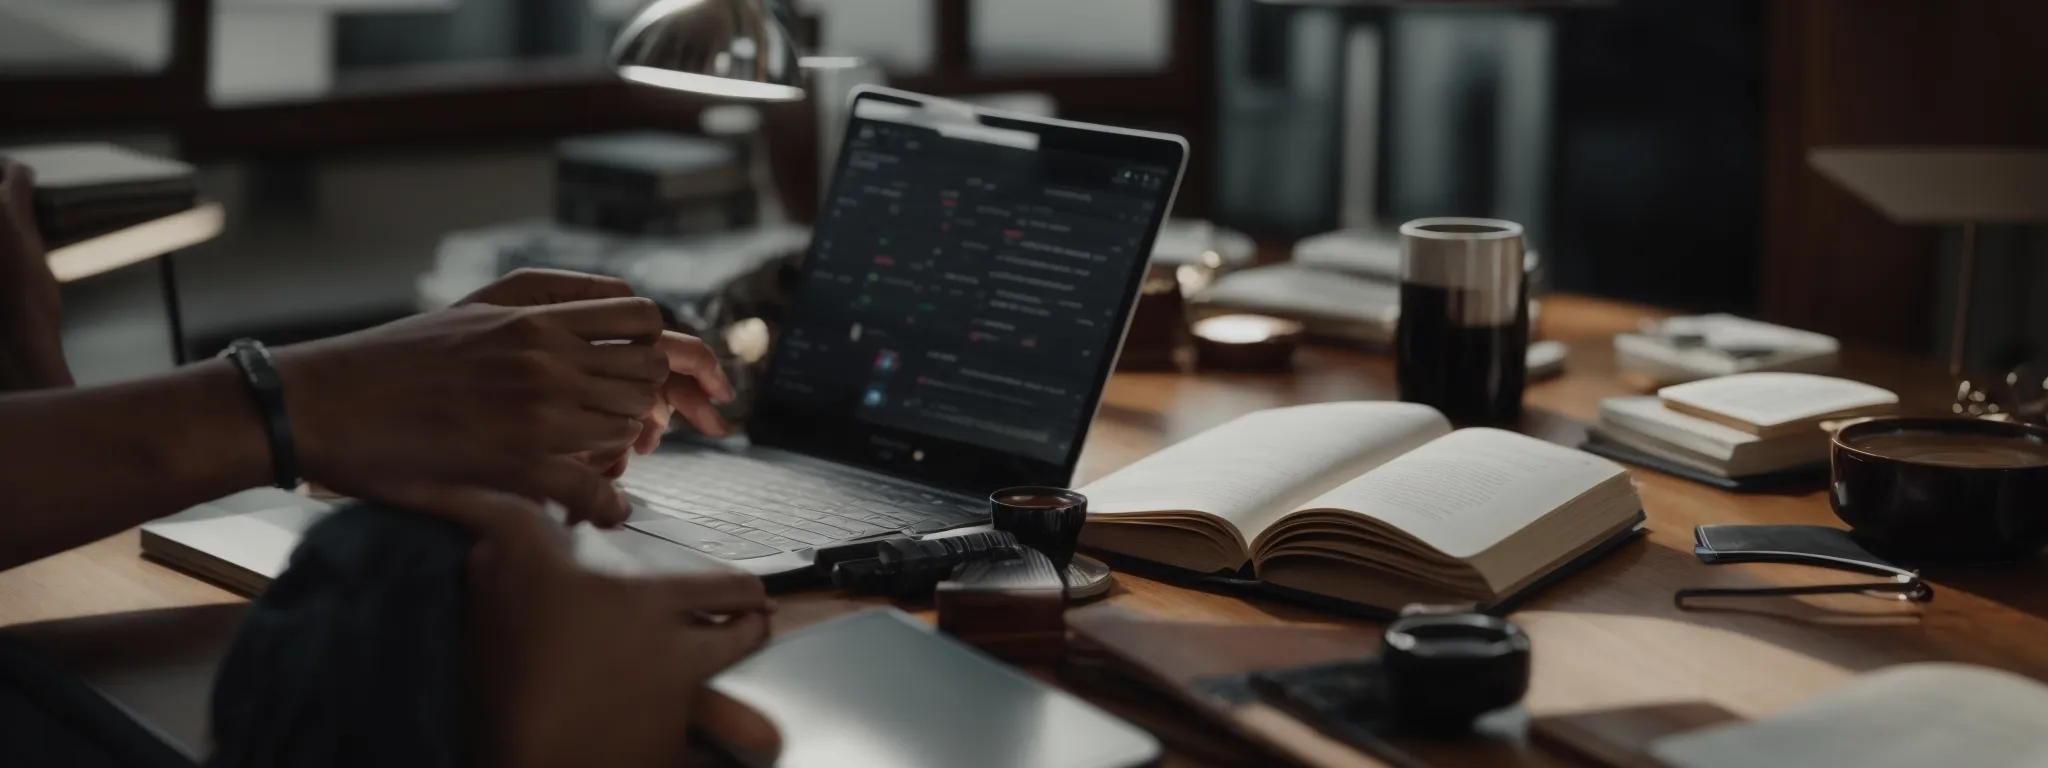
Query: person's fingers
[
  {"left": 658, "top": 332, "right": 735, "bottom": 404},
  {"left": 633, "top": 410, "right": 668, "bottom": 455},
  {"left": 695, "top": 611, "right": 771, "bottom": 665},
  {"left": 653, "top": 570, "right": 772, "bottom": 615},
  {"left": 358, "top": 482, "right": 564, "bottom": 548},
  {"left": 533, "top": 297, "right": 664, "bottom": 343},
  {"left": 595, "top": 449, "right": 629, "bottom": 479},
  {"left": 461, "top": 268, "right": 636, "bottom": 307},
  {"left": 575, "top": 341, "right": 669, "bottom": 383},
  {"left": 549, "top": 411, "right": 643, "bottom": 455},
  {"left": 662, "top": 376, "right": 728, "bottom": 437},
  {"left": 510, "top": 455, "right": 631, "bottom": 528},
  {"left": 503, "top": 269, "right": 637, "bottom": 302},
  {"left": 573, "top": 372, "right": 660, "bottom": 418}
]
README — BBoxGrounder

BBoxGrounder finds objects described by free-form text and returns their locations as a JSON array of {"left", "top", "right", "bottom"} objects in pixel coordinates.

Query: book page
[
  {"left": 1658, "top": 372, "right": 1896, "bottom": 428},
  {"left": 1079, "top": 402, "right": 1449, "bottom": 539},
  {"left": 1652, "top": 663, "right": 2048, "bottom": 768},
  {"left": 1293, "top": 428, "right": 1624, "bottom": 560}
]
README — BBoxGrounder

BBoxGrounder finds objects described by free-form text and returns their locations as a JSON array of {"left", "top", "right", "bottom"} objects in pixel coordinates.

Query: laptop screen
[{"left": 749, "top": 89, "right": 1185, "bottom": 493}]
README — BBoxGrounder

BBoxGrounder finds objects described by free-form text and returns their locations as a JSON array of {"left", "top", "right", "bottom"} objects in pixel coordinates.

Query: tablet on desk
[{"left": 711, "top": 609, "right": 1160, "bottom": 768}]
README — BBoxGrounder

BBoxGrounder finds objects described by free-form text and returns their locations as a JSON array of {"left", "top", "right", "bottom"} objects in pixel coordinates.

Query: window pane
[
  {"left": 214, "top": 0, "right": 624, "bottom": 107},
  {"left": 798, "top": 0, "right": 934, "bottom": 73},
  {"left": 971, "top": 0, "right": 1168, "bottom": 73},
  {"left": 0, "top": 0, "right": 173, "bottom": 76}
]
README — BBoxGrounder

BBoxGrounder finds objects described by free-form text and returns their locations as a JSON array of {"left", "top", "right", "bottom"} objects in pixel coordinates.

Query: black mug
[
  {"left": 1831, "top": 417, "right": 2048, "bottom": 562},
  {"left": 1395, "top": 218, "right": 1529, "bottom": 425},
  {"left": 988, "top": 487, "right": 1088, "bottom": 573}
]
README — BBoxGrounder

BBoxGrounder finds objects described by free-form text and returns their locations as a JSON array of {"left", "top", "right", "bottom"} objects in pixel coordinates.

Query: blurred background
[{"left": 2, "top": 0, "right": 2043, "bottom": 387}]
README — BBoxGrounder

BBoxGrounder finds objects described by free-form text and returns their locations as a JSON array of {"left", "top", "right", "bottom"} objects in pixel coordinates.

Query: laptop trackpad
[{"left": 573, "top": 524, "right": 744, "bottom": 577}]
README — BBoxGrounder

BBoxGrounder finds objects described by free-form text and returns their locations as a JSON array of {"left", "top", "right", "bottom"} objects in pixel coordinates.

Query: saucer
[{"left": 1065, "top": 554, "right": 1114, "bottom": 600}]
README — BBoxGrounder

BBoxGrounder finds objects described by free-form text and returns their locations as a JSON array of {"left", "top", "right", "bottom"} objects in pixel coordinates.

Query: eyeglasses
[{"left": 1674, "top": 573, "right": 1934, "bottom": 610}]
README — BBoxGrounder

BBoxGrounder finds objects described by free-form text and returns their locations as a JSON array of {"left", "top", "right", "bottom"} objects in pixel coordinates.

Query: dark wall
[{"left": 1547, "top": 0, "right": 1765, "bottom": 312}]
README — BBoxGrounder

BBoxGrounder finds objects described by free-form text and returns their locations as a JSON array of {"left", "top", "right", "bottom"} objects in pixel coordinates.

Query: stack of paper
[
  {"left": 1615, "top": 314, "right": 1839, "bottom": 385},
  {"left": 1586, "top": 373, "right": 1897, "bottom": 487},
  {"left": 1190, "top": 228, "right": 1544, "bottom": 352}
]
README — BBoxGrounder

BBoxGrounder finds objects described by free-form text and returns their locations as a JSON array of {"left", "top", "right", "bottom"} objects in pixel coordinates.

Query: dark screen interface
[{"left": 767, "top": 112, "right": 1170, "bottom": 464}]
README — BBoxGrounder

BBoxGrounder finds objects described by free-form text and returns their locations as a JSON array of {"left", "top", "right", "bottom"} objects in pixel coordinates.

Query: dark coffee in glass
[
  {"left": 988, "top": 487, "right": 1088, "bottom": 573},
  {"left": 1395, "top": 219, "right": 1529, "bottom": 425}
]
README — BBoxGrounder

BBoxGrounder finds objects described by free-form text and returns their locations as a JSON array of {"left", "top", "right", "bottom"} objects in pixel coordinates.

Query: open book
[{"left": 1079, "top": 402, "right": 1644, "bottom": 610}]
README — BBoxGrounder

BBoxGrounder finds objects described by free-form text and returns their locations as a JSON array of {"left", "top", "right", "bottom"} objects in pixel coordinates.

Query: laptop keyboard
[{"left": 617, "top": 449, "right": 989, "bottom": 560}]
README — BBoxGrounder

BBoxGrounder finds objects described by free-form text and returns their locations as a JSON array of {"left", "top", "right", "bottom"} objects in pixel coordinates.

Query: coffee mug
[
  {"left": 1830, "top": 417, "right": 2048, "bottom": 562},
  {"left": 988, "top": 487, "right": 1088, "bottom": 573},
  {"left": 1395, "top": 218, "right": 1530, "bottom": 424}
]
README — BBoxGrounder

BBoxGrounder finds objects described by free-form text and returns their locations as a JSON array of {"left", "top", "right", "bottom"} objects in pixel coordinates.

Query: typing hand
[
  {"left": 448, "top": 490, "right": 772, "bottom": 768},
  {"left": 0, "top": 159, "right": 73, "bottom": 391},
  {"left": 458, "top": 268, "right": 736, "bottom": 470},
  {"left": 275, "top": 295, "right": 670, "bottom": 526}
]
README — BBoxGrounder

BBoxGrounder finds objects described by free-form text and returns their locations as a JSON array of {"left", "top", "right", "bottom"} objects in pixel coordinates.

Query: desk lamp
[
  {"left": 1811, "top": 148, "right": 2048, "bottom": 419},
  {"left": 612, "top": 0, "right": 806, "bottom": 101}
]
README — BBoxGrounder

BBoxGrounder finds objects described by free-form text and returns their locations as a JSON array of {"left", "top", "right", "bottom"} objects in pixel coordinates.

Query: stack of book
[
  {"left": 1584, "top": 372, "right": 1898, "bottom": 490},
  {"left": 555, "top": 131, "right": 754, "bottom": 236}
]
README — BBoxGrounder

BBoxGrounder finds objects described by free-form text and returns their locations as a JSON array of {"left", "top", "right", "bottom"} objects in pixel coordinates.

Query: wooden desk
[{"left": 6, "top": 293, "right": 2045, "bottom": 765}]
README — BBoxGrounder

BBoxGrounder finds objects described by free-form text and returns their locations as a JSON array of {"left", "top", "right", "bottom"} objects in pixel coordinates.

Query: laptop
[{"left": 615, "top": 87, "right": 1187, "bottom": 583}]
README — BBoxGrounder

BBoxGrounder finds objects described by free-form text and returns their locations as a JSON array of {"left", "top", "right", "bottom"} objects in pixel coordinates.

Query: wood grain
[{"left": 4, "top": 293, "right": 2043, "bottom": 766}]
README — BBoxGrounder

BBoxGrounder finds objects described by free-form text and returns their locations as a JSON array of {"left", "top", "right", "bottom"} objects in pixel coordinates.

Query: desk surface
[{"left": 6, "top": 293, "right": 2046, "bottom": 765}]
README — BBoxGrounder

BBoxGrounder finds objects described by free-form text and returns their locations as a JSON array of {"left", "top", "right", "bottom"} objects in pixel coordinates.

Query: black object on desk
[
  {"left": 988, "top": 487, "right": 1088, "bottom": 573},
  {"left": 1677, "top": 524, "right": 1933, "bottom": 609},
  {"left": 1244, "top": 610, "right": 1533, "bottom": 768},
  {"left": 825, "top": 531, "right": 1022, "bottom": 598},
  {"left": 1830, "top": 416, "right": 2048, "bottom": 563}
]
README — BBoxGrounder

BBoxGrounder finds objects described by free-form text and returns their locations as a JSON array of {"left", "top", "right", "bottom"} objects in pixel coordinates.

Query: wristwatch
[{"left": 219, "top": 338, "right": 300, "bottom": 490}]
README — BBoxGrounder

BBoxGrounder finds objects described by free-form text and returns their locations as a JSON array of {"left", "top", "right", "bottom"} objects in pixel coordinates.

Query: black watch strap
[{"left": 220, "top": 338, "right": 299, "bottom": 490}]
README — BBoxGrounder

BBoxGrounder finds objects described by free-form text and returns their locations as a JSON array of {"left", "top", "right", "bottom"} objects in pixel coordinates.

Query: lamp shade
[{"left": 612, "top": 0, "right": 805, "bottom": 101}]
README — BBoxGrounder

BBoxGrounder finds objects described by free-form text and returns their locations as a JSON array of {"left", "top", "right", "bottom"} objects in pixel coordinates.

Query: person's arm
[
  {"left": 0, "top": 286, "right": 730, "bottom": 572},
  {"left": 0, "top": 359, "right": 270, "bottom": 570}
]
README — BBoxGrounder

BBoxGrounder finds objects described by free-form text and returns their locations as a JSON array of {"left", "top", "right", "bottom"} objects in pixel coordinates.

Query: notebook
[
  {"left": 1658, "top": 372, "right": 1898, "bottom": 439},
  {"left": 1077, "top": 402, "right": 1645, "bottom": 612},
  {"left": 1651, "top": 663, "right": 2048, "bottom": 768}
]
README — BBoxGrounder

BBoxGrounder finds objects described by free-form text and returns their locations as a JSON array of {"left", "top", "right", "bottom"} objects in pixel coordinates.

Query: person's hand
[
  {"left": 457, "top": 268, "right": 737, "bottom": 472},
  {"left": 449, "top": 490, "right": 772, "bottom": 768},
  {"left": 0, "top": 159, "right": 73, "bottom": 391},
  {"left": 275, "top": 296, "right": 671, "bottom": 525}
]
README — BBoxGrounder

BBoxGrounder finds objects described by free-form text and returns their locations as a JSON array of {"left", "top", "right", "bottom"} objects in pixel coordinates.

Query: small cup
[{"left": 988, "top": 487, "right": 1089, "bottom": 573}]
